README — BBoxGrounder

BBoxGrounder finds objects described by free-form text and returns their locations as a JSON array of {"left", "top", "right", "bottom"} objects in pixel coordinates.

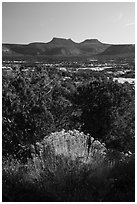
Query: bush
[
  {"left": 2, "top": 130, "right": 135, "bottom": 202},
  {"left": 2, "top": 69, "right": 55, "bottom": 158},
  {"left": 71, "top": 77, "right": 135, "bottom": 152}
]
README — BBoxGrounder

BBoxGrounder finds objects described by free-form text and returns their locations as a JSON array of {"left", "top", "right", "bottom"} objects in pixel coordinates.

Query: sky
[{"left": 2, "top": 2, "right": 135, "bottom": 44}]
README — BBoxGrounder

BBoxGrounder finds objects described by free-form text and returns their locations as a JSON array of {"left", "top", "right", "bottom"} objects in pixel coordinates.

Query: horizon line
[{"left": 2, "top": 37, "right": 135, "bottom": 45}]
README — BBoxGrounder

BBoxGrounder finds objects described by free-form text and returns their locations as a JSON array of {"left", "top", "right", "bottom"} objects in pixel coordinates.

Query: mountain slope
[
  {"left": 2, "top": 38, "right": 135, "bottom": 57},
  {"left": 3, "top": 38, "right": 81, "bottom": 56},
  {"left": 79, "top": 39, "right": 110, "bottom": 55},
  {"left": 99, "top": 44, "right": 135, "bottom": 56}
]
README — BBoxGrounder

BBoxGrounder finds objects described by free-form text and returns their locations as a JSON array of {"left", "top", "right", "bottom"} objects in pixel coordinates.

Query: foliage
[
  {"left": 2, "top": 66, "right": 135, "bottom": 155},
  {"left": 3, "top": 68, "right": 55, "bottom": 158},
  {"left": 2, "top": 61, "right": 135, "bottom": 201},
  {"left": 71, "top": 77, "right": 134, "bottom": 152},
  {"left": 2, "top": 131, "right": 135, "bottom": 202}
]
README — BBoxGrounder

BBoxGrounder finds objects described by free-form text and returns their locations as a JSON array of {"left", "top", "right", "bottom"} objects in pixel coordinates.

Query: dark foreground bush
[
  {"left": 3, "top": 131, "right": 135, "bottom": 202},
  {"left": 102, "top": 154, "right": 135, "bottom": 202},
  {"left": 2, "top": 155, "right": 135, "bottom": 202}
]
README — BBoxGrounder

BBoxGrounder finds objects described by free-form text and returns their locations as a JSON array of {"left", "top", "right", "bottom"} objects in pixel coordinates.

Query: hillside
[
  {"left": 99, "top": 44, "right": 135, "bottom": 56},
  {"left": 2, "top": 38, "right": 135, "bottom": 57},
  {"left": 79, "top": 39, "right": 110, "bottom": 55}
]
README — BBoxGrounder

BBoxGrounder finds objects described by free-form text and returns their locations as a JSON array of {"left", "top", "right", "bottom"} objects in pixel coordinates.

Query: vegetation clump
[{"left": 2, "top": 64, "right": 135, "bottom": 201}]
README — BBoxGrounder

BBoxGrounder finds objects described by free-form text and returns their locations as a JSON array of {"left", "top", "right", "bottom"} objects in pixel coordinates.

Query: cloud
[
  {"left": 125, "top": 22, "right": 135, "bottom": 27},
  {"left": 114, "top": 13, "right": 123, "bottom": 22},
  {"left": 117, "top": 13, "right": 123, "bottom": 21}
]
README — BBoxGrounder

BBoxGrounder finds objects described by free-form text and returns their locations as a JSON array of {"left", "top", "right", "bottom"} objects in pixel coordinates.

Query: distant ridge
[
  {"left": 81, "top": 39, "right": 102, "bottom": 44},
  {"left": 2, "top": 37, "right": 135, "bottom": 57},
  {"left": 49, "top": 37, "right": 75, "bottom": 44},
  {"left": 99, "top": 44, "right": 135, "bottom": 56}
]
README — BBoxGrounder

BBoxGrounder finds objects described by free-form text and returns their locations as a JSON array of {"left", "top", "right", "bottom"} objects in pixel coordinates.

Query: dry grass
[{"left": 3, "top": 130, "right": 135, "bottom": 202}]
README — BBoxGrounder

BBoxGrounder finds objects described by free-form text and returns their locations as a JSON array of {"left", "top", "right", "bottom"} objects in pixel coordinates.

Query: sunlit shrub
[
  {"left": 31, "top": 129, "right": 107, "bottom": 170},
  {"left": 3, "top": 130, "right": 134, "bottom": 202}
]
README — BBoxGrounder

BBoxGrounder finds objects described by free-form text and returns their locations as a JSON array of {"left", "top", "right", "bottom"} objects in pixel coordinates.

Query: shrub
[
  {"left": 3, "top": 130, "right": 134, "bottom": 202},
  {"left": 71, "top": 78, "right": 135, "bottom": 153}
]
